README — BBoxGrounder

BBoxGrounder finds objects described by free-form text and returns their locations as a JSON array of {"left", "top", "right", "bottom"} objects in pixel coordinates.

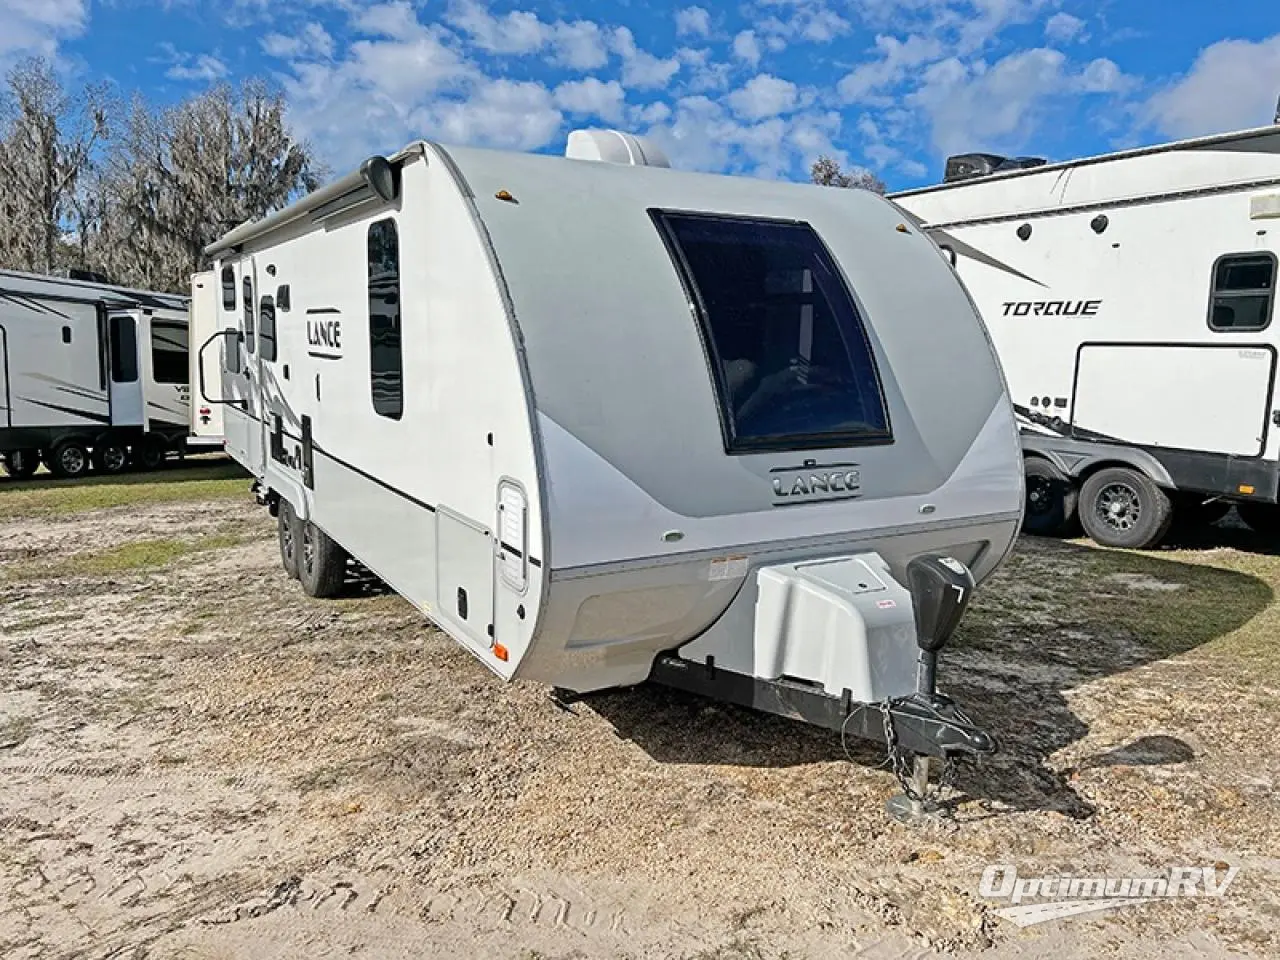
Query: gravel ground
[{"left": 0, "top": 485, "right": 1277, "bottom": 959}]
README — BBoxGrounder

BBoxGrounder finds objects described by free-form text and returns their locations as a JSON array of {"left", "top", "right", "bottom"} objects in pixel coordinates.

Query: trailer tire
[
  {"left": 92, "top": 440, "right": 131, "bottom": 475},
  {"left": 2, "top": 449, "right": 38, "bottom": 479},
  {"left": 278, "top": 499, "right": 301, "bottom": 580},
  {"left": 298, "top": 520, "right": 347, "bottom": 598},
  {"left": 1022, "top": 457, "right": 1078, "bottom": 536},
  {"left": 132, "top": 438, "right": 166, "bottom": 472},
  {"left": 48, "top": 440, "right": 92, "bottom": 479},
  {"left": 1237, "top": 502, "right": 1280, "bottom": 538},
  {"left": 1079, "top": 467, "right": 1173, "bottom": 549}
]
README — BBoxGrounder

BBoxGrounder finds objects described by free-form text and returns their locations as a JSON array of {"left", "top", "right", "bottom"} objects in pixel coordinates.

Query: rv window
[
  {"left": 259, "top": 295, "right": 277, "bottom": 362},
  {"left": 151, "top": 320, "right": 188, "bottom": 384},
  {"left": 276, "top": 284, "right": 290, "bottom": 312},
  {"left": 221, "top": 265, "right": 236, "bottom": 310},
  {"left": 62, "top": 326, "right": 72, "bottom": 344},
  {"left": 1209, "top": 253, "right": 1276, "bottom": 332},
  {"left": 368, "top": 218, "right": 403, "bottom": 420},
  {"left": 652, "top": 210, "right": 891, "bottom": 453},
  {"left": 242, "top": 277, "right": 256, "bottom": 353},
  {"left": 109, "top": 315, "right": 138, "bottom": 383}
]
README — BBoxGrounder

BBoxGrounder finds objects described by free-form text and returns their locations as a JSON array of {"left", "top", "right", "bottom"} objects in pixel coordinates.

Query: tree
[
  {"left": 0, "top": 57, "right": 109, "bottom": 275},
  {"left": 101, "top": 80, "right": 323, "bottom": 291},
  {"left": 809, "top": 154, "right": 887, "bottom": 195}
]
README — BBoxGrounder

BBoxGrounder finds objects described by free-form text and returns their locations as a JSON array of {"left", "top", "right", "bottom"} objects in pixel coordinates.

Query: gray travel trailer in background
[
  {"left": 201, "top": 129, "right": 1025, "bottom": 798},
  {"left": 0, "top": 269, "right": 191, "bottom": 478}
]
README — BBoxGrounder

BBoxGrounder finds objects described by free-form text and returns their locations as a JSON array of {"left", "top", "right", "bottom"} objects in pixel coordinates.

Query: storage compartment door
[
  {"left": 436, "top": 508, "right": 494, "bottom": 648},
  {"left": 1073, "top": 344, "right": 1276, "bottom": 457}
]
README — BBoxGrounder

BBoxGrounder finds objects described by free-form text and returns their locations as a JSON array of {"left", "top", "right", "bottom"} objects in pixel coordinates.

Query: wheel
[
  {"left": 298, "top": 519, "right": 348, "bottom": 598},
  {"left": 2, "top": 449, "right": 38, "bottom": 479},
  {"left": 1237, "top": 501, "right": 1280, "bottom": 537},
  {"left": 132, "top": 438, "right": 166, "bottom": 471},
  {"left": 47, "top": 440, "right": 92, "bottom": 479},
  {"left": 1079, "top": 467, "right": 1173, "bottom": 549},
  {"left": 1022, "top": 458, "right": 1078, "bottom": 536},
  {"left": 92, "top": 440, "right": 131, "bottom": 475},
  {"left": 278, "top": 499, "right": 301, "bottom": 580}
]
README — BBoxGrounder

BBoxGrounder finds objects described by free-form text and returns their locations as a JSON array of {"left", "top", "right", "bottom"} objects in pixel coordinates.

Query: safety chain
[{"left": 877, "top": 697, "right": 963, "bottom": 807}]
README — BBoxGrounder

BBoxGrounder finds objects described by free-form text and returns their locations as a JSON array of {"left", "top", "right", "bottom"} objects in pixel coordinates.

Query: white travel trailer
[
  {"left": 187, "top": 270, "right": 225, "bottom": 448},
  {"left": 0, "top": 269, "right": 191, "bottom": 478},
  {"left": 893, "top": 124, "right": 1280, "bottom": 549},
  {"left": 202, "top": 130, "right": 1024, "bottom": 776}
]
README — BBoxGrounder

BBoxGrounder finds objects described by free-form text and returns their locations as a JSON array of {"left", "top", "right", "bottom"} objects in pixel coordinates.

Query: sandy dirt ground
[{"left": 0, "top": 486, "right": 1277, "bottom": 958}]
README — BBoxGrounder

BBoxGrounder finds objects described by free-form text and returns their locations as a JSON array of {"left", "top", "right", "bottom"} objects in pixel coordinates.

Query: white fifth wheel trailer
[
  {"left": 893, "top": 124, "right": 1280, "bottom": 549},
  {"left": 201, "top": 129, "right": 1024, "bottom": 793},
  {"left": 0, "top": 269, "right": 191, "bottom": 478}
]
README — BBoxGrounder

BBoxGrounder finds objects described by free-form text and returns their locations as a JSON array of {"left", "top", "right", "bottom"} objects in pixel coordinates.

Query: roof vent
[{"left": 565, "top": 129, "right": 671, "bottom": 168}]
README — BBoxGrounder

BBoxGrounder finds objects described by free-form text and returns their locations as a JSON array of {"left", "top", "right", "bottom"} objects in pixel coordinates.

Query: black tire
[
  {"left": 1237, "top": 501, "right": 1280, "bottom": 538},
  {"left": 2, "top": 449, "right": 38, "bottom": 479},
  {"left": 1022, "top": 458, "right": 1078, "bottom": 536},
  {"left": 298, "top": 519, "right": 348, "bottom": 598},
  {"left": 92, "top": 440, "right": 131, "bottom": 475},
  {"left": 132, "top": 438, "right": 166, "bottom": 471},
  {"left": 48, "top": 440, "right": 92, "bottom": 479},
  {"left": 278, "top": 499, "right": 301, "bottom": 580},
  {"left": 1079, "top": 467, "right": 1173, "bottom": 549}
]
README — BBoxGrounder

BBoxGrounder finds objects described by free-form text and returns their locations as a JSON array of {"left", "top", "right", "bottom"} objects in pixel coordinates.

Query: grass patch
[
  {"left": 7, "top": 533, "right": 245, "bottom": 581},
  {"left": 0, "top": 460, "right": 250, "bottom": 520},
  {"left": 2, "top": 612, "right": 81, "bottom": 633}
]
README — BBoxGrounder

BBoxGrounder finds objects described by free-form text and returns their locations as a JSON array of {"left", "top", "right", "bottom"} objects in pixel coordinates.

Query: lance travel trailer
[
  {"left": 200, "top": 129, "right": 1024, "bottom": 786},
  {"left": 0, "top": 269, "right": 192, "bottom": 478},
  {"left": 893, "top": 124, "right": 1280, "bottom": 549}
]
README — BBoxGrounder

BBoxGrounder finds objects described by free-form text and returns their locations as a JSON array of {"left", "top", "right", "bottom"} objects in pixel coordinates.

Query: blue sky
[{"left": 4, "top": 0, "right": 1280, "bottom": 190}]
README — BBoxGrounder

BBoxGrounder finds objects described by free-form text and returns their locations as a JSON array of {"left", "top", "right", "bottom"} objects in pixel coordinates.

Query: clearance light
[
  {"left": 1239, "top": 485, "right": 1256, "bottom": 495},
  {"left": 493, "top": 643, "right": 509, "bottom": 662}
]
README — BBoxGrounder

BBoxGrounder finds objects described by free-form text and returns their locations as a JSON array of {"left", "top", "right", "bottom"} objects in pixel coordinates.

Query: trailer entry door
[{"left": 108, "top": 313, "right": 143, "bottom": 426}]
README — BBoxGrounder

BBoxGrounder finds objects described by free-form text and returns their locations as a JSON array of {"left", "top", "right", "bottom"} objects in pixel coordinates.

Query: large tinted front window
[{"left": 654, "top": 211, "right": 891, "bottom": 453}]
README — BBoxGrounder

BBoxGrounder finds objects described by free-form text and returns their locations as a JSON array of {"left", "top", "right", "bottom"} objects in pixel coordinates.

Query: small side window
[
  {"left": 242, "top": 277, "right": 256, "bottom": 354},
  {"left": 61, "top": 326, "right": 72, "bottom": 344},
  {"left": 1209, "top": 253, "right": 1276, "bottom": 332},
  {"left": 151, "top": 320, "right": 188, "bottom": 384},
  {"left": 221, "top": 265, "right": 236, "bottom": 310},
  {"left": 368, "top": 218, "right": 403, "bottom": 420},
  {"left": 259, "top": 295, "right": 277, "bottom": 362},
  {"left": 277, "top": 284, "right": 291, "bottom": 312}
]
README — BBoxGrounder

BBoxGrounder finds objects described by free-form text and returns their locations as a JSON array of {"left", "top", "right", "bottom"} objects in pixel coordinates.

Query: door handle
[{"left": 1273, "top": 410, "right": 1280, "bottom": 427}]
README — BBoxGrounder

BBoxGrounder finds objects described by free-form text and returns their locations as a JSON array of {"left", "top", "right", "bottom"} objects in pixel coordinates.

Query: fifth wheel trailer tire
[
  {"left": 278, "top": 500, "right": 301, "bottom": 580},
  {"left": 298, "top": 520, "right": 348, "bottom": 598},
  {"left": 2, "top": 449, "right": 38, "bottom": 479},
  {"left": 92, "top": 440, "right": 131, "bottom": 475},
  {"left": 48, "top": 440, "right": 92, "bottom": 479},
  {"left": 132, "top": 438, "right": 167, "bottom": 472},
  {"left": 1022, "top": 457, "right": 1078, "bottom": 537},
  {"left": 1079, "top": 466, "right": 1173, "bottom": 549}
]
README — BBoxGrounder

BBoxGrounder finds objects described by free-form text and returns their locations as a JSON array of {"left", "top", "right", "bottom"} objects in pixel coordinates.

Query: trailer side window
[
  {"left": 242, "top": 277, "right": 256, "bottom": 354},
  {"left": 259, "top": 296, "right": 277, "bottom": 362},
  {"left": 652, "top": 210, "right": 891, "bottom": 453},
  {"left": 151, "top": 320, "right": 188, "bottom": 384},
  {"left": 109, "top": 315, "right": 138, "bottom": 383},
  {"left": 368, "top": 218, "right": 403, "bottom": 420},
  {"left": 1209, "top": 253, "right": 1276, "bottom": 332},
  {"left": 221, "top": 265, "right": 236, "bottom": 310}
]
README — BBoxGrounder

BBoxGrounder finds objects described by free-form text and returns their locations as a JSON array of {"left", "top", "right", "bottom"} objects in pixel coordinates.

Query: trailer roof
[
  {"left": 0, "top": 268, "right": 188, "bottom": 310},
  {"left": 891, "top": 124, "right": 1280, "bottom": 199}
]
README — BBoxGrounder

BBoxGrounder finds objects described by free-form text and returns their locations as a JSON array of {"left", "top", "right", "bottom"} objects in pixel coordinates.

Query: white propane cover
[{"left": 565, "top": 129, "right": 671, "bottom": 168}]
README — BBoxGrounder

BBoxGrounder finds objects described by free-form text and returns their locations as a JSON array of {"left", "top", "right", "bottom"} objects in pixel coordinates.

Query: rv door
[
  {"left": 220, "top": 263, "right": 254, "bottom": 466},
  {"left": 107, "top": 311, "right": 143, "bottom": 427},
  {"left": 141, "top": 311, "right": 190, "bottom": 434}
]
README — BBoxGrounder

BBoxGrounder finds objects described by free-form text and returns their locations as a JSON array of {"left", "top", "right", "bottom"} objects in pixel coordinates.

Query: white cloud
[
  {"left": 727, "top": 73, "right": 799, "bottom": 120},
  {"left": 554, "top": 77, "right": 625, "bottom": 123},
  {"left": 756, "top": 1, "right": 851, "bottom": 44},
  {"left": 261, "top": 23, "right": 334, "bottom": 61},
  {"left": 416, "top": 78, "right": 563, "bottom": 152},
  {"left": 838, "top": 33, "right": 943, "bottom": 103},
  {"left": 0, "top": 0, "right": 86, "bottom": 62},
  {"left": 675, "top": 6, "right": 711, "bottom": 38},
  {"left": 167, "top": 53, "right": 229, "bottom": 83},
  {"left": 678, "top": 46, "right": 731, "bottom": 92},
  {"left": 446, "top": 0, "right": 548, "bottom": 55},
  {"left": 1146, "top": 34, "right": 1280, "bottom": 139},
  {"left": 1044, "top": 12, "right": 1086, "bottom": 44},
  {"left": 550, "top": 21, "right": 609, "bottom": 70},
  {"left": 732, "top": 30, "right": 761, "bottom": 67},
  {"left": 611, "top": 27, "right": 680, "bottom": 91}
]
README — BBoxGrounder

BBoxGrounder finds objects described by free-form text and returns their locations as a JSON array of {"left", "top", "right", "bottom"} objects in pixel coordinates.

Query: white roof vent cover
[{"left": 565, "top": 129, "right": 671, "bottom": 168}]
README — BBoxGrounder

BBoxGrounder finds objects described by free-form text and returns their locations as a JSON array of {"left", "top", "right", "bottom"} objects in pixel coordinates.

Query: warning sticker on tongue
[
  {"left": 709, "top": 555, "right": 749, "bottom": 581},
  {"left": 877, "top": 599, "right": 898, "bottom": 609}
]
